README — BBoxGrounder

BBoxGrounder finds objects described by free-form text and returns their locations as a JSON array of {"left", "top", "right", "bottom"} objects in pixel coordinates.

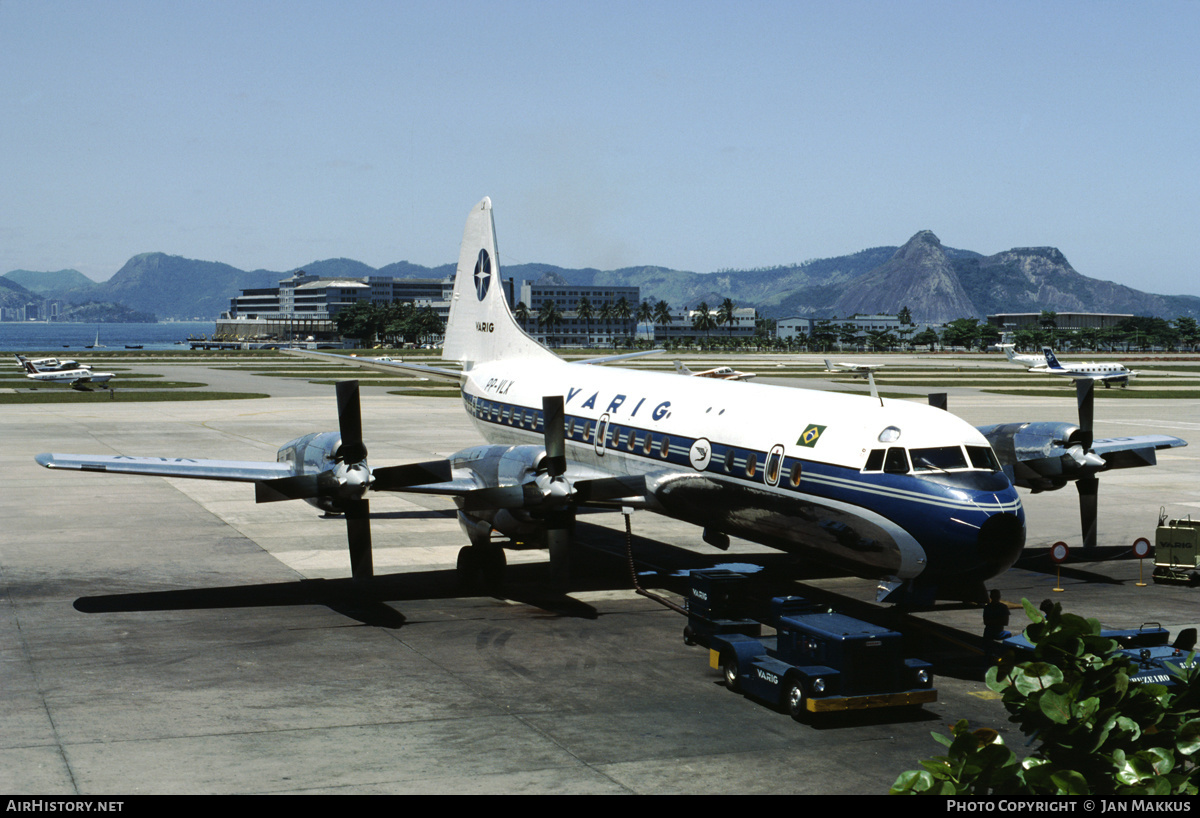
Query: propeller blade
[
  {"left": 255, "top": 472, "right": 334, "bottom": 503},
  {"left": 545, "top": 513, "right": 573, "bottom": 589},
  {"left": 462, "top": 485, "right": 526, "bottom": 510},
  {"left": 574, "top": 474, "right": 648, "bottom": 504},
  {"left": 542, "top": 395, "right": 566, "bottom": 478},
  {"left": 336, "top": 380, "right": 367, "bottom": 463},
  {"left": 1077, "top": 475, "right": 1099, "bottom": 551},
  {"left": 1075, "top": 379, "right": 1095, "bottom": 452},
  {"left": 372, "top": 459, "right": 453, "bottom": 491},
  {"left": 343, "top": 498, "right": 373, "bottom": 579}
]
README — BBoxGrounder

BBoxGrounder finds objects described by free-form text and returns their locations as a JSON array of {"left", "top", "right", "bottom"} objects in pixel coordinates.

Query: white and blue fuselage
[{"left": 454, "top": 355, "right": 1024, "bottom": 589}]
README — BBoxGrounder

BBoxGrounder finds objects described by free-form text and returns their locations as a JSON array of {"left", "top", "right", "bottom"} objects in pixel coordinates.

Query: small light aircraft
[
  {"left": 823, "top": 359, "right": 884, "bottom": 378},
  {"left": 14, "top": 353, "right": 90, "bottom": 372},
  {"left": 20, "top": 357, "right": 113, "bottom": 389},
  {"left": 1030, "top": 348, "right": 1137, "bottom": 388},
  {"left": 998, "top": 345, "right": 1046, "bottom": 368},
  {"left": 37, "top": 198, "right": 1030, "bottom": 605},
  {"left": 673, "top": 360, "right": 755, "bottom": 380}
]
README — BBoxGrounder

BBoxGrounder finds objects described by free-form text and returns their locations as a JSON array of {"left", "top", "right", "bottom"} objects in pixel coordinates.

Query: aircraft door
[
  {"left": 766, "top": 444, "right": 785, "bottom": 487},
  {"left": 595, "top": 413, "right": 610, "bottom": 457}
]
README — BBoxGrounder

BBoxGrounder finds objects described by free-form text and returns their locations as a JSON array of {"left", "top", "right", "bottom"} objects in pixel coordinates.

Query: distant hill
[
  {"left": 0, "top": 274, "right": 36, "bottom": 311},
  {"left": 4, "top": 268, "right": 97, "bottom": 294},
  {"left": 89, "top": 253, "right": 278, "bottom": 320},
  {"left": 8, "top": 234, "right": 1199, "bottom": 321}
]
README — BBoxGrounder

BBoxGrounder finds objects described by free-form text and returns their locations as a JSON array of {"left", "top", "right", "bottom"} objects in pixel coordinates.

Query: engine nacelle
[
  {"left": 450, "top": 444, "right": 547, "bottom": 488},
  {"left": 276, "top": 431, "right": 361, "bottom": 513},
  {"left": 450, "top": 444, "right": 563, "bottom": 545},
  {"left": 278, "top": 431, "right": 342, "bottom": 473},
  {"left": 978, "top": 421, "right": 1098, "bottom": 492}
]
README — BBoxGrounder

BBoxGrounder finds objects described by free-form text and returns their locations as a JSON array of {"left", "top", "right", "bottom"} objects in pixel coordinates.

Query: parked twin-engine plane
[
  {"left": 18, "top": 354, "right": 113, "bottom": 389},
  {"left": 1031, "top": 347, "right": 1137, "bottom": 387},
  {"left": 14, "top": 354, "right": 89, "bottom": 372},
  {"left": 34, "top": 198, "right": 1186, "bottom": 604}
]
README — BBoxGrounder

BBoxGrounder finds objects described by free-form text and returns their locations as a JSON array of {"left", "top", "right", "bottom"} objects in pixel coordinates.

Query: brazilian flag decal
[{"left": 797, "top": 424, "right": 826, "bottom": 448}]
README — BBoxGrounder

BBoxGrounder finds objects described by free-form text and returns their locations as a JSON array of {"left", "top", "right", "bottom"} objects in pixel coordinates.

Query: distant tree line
[{"left": 333, "top": 300, "right": 443, "bottom": 347}]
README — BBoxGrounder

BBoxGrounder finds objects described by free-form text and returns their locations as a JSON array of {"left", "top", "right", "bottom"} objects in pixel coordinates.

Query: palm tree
[
  {"left": 636, "top": 299, "right": 653, "bottom": 345},
  {"left": 538, "top": 299, "right": 563, "bottom": 347},
  {"left": 613, "top": 296, "right": 633, "bottom": 347},
  {"left": 692, "top": 301, "right": 717, "bottom": 347},
  {"left": 514, "top": 301, "right": 530, "bottom": 329},
  {"left": 576, "top": 296, "right": 594, "bottom": 347},
  {"left": 717, "top": 298, "right": 736, "bottom": 341},
  {"left": 597, "top": 300, "right": 614, "bottom": 346},
  {"left": 653, "top": 300, "right": 672, "bottom": 346}
]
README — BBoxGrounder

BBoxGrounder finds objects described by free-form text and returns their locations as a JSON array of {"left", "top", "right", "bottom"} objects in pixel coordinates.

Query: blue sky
[{"left": 2, "top": 1, "right": 1197, "bottom": 296}]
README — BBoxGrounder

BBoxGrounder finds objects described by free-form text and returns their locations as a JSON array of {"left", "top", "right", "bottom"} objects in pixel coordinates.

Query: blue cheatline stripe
[{"left": 461, "top": 392, "right": 1017, "bottom": 515}]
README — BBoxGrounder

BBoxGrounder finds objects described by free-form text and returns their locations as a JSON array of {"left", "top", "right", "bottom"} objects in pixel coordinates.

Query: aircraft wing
[
  {"left": 280, "top": 348, "right": 464, "bottom": 383},
  {"left": 35, "top": 453, "right": 296, "bottom": 482},
  {"left": 1090, "top": 435, "right": 1187, "bottom": 469}
]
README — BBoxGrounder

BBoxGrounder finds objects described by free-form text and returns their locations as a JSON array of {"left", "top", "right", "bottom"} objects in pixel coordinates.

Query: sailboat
[{"left": 86, "top": 329, "right": 106, "bottom": 349}]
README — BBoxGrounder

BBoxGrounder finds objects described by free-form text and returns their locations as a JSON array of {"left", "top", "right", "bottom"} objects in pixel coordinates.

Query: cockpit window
[
  {"left": 863, "top": 449, "right": 885, "bottom": 472},
  {"left": 883, "top": 447, "right": 910, "bottom": 474},
  {"left": 967, "top": 445, "right": 1002, "bottom": 472},
  {"left": 911, "top": 446, "right": 969, "bottom": 473}
]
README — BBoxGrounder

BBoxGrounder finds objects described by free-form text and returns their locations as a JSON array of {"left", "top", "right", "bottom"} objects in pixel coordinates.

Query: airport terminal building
[
  {"left": 218, "top": 271, "right": 458, "bottom": 343},
  {"left": 218, "top": 271, "right": 637, "bottom": 346}
]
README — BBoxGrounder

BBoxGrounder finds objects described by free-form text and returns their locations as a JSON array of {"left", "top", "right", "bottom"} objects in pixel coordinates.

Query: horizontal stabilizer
[
  {"left": 577, "top": 349, "right": 664, "bottom": 365},
  {"left": 280, "top": 348, "right": 464, "bottom": 383}
]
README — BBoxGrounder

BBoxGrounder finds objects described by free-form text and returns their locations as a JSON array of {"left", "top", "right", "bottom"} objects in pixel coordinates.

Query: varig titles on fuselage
[
  {"left": 564, "top": 385, "right": 672, "bottom": 423},
  {"left": 481, "top": 376, "right": 674, "bottom": 424}
]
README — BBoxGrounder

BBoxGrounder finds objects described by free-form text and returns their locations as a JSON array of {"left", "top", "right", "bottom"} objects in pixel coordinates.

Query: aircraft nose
[{"left": 976, "top": 512, "right": 1025, "bottom": 576}]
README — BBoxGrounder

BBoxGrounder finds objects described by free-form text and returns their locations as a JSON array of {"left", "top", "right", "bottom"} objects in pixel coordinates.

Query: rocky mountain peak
[{"left": 536, "top": 271, "right": 570, "bottom": 286}]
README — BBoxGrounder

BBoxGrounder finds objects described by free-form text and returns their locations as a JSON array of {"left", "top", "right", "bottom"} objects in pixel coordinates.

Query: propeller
[
  {"left": 252, "top": 380, "right": 453, "bottom": 581},
  {"left": 1074, "top": 379, "right": 1101, "bottom": 551},
  {"left": 334, "top": 380, "right": 373, "bottom": 579},
  {"left": 540, "top": 395, "right": 574, "bottom": 587},
  {"left": 937, "top": 379, "right": 1107, "bottom": 551}
]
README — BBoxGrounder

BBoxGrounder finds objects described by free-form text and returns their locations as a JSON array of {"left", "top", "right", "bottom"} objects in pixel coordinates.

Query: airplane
[
  {"left": 998, "top": 345, "right": 1046, "bottom": 368},
  {"left": 823, "top": 359, "right": 884, "bottom": 377},
  {"left": 1030, "top": 348, "right": 1137, "bottom": 388},
  {"left": 14, "top": 353, "right": 90, "bottom": 372},
  {"left": 37, "top": 198, "right": 1032, "bottom": 606},
  {"left": 673, "top": 360, "right": 755, "bottom": 380},
  {"left": 20, "top": 356, "right": 114, "bottom": 389}
]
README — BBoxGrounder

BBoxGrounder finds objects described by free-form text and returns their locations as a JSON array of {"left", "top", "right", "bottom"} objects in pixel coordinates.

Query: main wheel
[{"left": 457, "top": 544, "right": 506, "bottom": 593}]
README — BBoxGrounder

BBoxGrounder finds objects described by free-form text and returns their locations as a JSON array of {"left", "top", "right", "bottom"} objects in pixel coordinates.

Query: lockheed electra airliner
[{"left": 35, "top": 198, "right": 1045, "bottom": 604}]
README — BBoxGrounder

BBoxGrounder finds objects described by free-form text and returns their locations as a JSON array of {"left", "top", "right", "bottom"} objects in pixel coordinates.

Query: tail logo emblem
[{"left": 474, "top": 250, "right": 492, "bottom": 301}]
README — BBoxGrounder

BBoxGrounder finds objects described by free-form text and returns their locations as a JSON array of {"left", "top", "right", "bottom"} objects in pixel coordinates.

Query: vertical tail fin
[
  {"left": 440, "top": 197, "right": 558, "bottom": 369},
  {"left": 1042, "top": 348, "right": 1062, "bottom": 370},
  {"left": 673, "top": 359, "right": 693, "bottom": 375}
]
